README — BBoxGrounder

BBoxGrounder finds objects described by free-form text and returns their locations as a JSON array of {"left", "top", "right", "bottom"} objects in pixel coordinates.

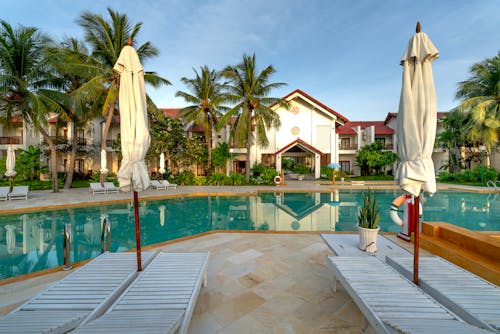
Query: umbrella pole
[
  {"left": 133, "top": 191, "right": 142, "bottom": 272},
  {"left": 413, "top": 195, "right": 420, "bottom": 284}
]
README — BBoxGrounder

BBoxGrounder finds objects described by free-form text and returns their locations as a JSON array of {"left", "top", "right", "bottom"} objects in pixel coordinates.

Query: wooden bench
[{"left": 420, "top": 222, "right": 500, "bottom": 285}]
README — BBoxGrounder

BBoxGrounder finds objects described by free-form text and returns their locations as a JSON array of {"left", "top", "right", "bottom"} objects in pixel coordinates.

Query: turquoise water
[{"left": 0, "top": 190, "right": 498, "bottom": 279}]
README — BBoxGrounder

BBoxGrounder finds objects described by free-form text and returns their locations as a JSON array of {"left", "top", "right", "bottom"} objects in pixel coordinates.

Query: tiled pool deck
[{"left": 0, "top": 181, "right": 493, "bottom": 333}]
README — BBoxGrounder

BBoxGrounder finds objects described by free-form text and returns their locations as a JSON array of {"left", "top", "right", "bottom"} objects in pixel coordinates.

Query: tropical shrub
[
  {"left": 291, "top": 163, "right": 309, "bottom": 174},
  {"left": 209, "top": 173, "right": 231, "bottom": 186},
  {"left": 230, "top": 172, "right": 245, "bottom": 185},
  {"left": 174, "top": 170, "right": 196, "bottom": 185}
]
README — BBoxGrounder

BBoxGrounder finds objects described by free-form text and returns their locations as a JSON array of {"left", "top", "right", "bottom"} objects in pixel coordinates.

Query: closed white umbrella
[
  {"left": 395, "top": 22, "right": 439, "bottom": 284},
  {"left": 159, "top": 153, "right": 166, "bottom": 175},
  {"left": 159, "top": 204, "right": 165, "bottom": 226},
  {"left": 99, "top": 149, "right": 108, "bottom": 185},
  {"left": 5, "top": 225, "right": 16, "bottom": 254},
  {"left": 114, "top": 42, "right": 151, "bottom": 271},
  {"left": 5, "top": 145, "right": 16, "bottom": 192}
]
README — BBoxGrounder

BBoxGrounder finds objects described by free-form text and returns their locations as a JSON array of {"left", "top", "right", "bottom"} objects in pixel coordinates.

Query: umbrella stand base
[{"left": 397, "top": 231, "right": 411, "bottom": 242}]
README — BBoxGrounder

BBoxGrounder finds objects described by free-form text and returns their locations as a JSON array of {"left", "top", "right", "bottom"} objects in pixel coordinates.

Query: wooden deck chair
[
  {"left": 386, "top": 256, "right": 500, "bottom": 333},
  {"left": 0, "top": 252, "right": 156, "bottom": 334},
  {"left": 327, "top": 256, "right": 490, "bottom": 334},
  {"left": 74, "top": 252, "right": 209, "bottom": 334}
]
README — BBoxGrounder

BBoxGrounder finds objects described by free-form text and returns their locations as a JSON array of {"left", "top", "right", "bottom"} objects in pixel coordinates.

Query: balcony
[
  {"left": 338, "top": 144, "right": 358, "bottom": 151},
  {"left": 42, "top": 136, "right": 88, "bottom": 146},
  {"left": 0, "top": 136, "right": 22, "bottom": 144}
]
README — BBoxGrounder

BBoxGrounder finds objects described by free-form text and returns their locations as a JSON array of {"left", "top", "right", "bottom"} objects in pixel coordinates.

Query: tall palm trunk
[
  {"left": 101, "top": 104, "right": 115, "bottom": 151},
  {"left": 206, "top": 119, "right": 213, "bottom": 177},
  {"left": 245, "top": 113, "right": 253, "bottom": 182},
  {"left": 38, "top": 128, "right": 59, "bottom": 192},
  {"left": 64, "top": 121, "right": 78, "bottom": 189}
]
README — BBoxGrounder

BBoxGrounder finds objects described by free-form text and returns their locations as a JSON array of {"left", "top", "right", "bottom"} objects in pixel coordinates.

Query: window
[
  {"left": 375, "top": 137, "right": 385, "bottom": 145},
  {"left": 340, "top": 138, "right": 350, "bottom": 150},
  {"left": 340, "top": 161, "right": 350, "bottom": 173}
]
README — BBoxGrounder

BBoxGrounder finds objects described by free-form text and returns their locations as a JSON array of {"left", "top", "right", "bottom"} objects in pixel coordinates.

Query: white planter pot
[
  {"left": 358, "top": 226, "right": 380, "bottom": 253},
  {"left": 297, "top": 175, "right": 304, "bottom": 181}
]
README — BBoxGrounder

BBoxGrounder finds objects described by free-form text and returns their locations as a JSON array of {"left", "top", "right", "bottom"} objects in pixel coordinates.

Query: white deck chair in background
[
  {"left": 0, "top": 186, "right": 9, "bottom": 201},
  {"left": 74, "top": 252, "right": 209, "bottom": 334},
  {"left": 0, "top": 252, "right": 156, "bottom": 334},
  {"left": 89, "top": 182, "right": 106, "bottom": 195},
  {"left": 165, "top": 180, "right": 177, "bottom": 189},
  {"left": 150, "top": 180, "right": 167, "bottom": 190},
  {"left": 104, "top": 182, "right": 119, "bottom": 194},
  {"left": 386, "top": 256, "right": 500, "bottom": 333},
  {"left": 7, "top": 185, "right": 28, "bottom": 200},
  {"left": 327, "top": 256, "right": 490, "bottom": 334}
]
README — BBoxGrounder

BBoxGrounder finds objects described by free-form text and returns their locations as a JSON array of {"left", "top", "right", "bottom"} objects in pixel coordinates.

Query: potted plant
[
  {"left": 357, "top": 190, "right": 381, "bottom": 253},
  {"left": 291, "top": 163, "right": 309, "bottom": 180}
]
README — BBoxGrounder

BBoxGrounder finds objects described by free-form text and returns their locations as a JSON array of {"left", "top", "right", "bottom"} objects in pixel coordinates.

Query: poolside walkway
[
  {"left": 0, "top": 181, "right": 493, "bottom": 333},
  {"left": 1, "top": 180, "right": 490, "bottom": 213}
]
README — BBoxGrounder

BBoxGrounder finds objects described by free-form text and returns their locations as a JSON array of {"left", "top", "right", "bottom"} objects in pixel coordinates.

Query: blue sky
[{"left": 4, "top": 0, "right": 500, "bottom": 121}]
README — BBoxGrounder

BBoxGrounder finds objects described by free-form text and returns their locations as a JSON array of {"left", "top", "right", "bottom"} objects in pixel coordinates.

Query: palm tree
[
  {"left": 0, "top": 20, "right": 61, "bottom": 192},
  {"left": 43, "top": 37, "right": 100, "bottom": 189},
  {"left": 76, "top": 8, "right": 170, "bottom": 154},
  {"left": 221, "top": 53, "right": 287, "bottom": 182},
  {"left": 436, "top": 109, "right": 471, "bottom": 172},
  {"left": 175, "top": 66, "right": 227, "bottom": 177},
  {"left": 456, "top": 52, "right": 500, "bottom": 165}
]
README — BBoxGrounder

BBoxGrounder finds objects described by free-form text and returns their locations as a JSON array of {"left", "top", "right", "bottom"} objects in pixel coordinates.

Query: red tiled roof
[
  {"left": 275, "top": 138, "right": 324, "bottom": 155},
  {"left": 277, "top": 89, "right": 349, "bottom": 123},
  {"left": 336, "top": 121, "right": 394, "bottom": 135},
  {"left": 384, "top": 111, "right": 447, "bottom": 124},
  {"left": 161, "top": 108, "right": 181, "bottom": 118}
]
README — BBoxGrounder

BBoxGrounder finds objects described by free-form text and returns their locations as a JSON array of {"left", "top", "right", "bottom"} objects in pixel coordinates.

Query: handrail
[
  {"left": 63, "top": 223, "right": 72, "bottom": 270},
  {"left": 486, "top": 180, "right": 498, "bottom": 191},
  {"left": 100, "top": 216, "right": 111, "bottom": 253}
]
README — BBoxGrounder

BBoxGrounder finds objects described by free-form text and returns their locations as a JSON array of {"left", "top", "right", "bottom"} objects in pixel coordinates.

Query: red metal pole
[
  {"left": 413, "top": 196, "right": 420, "bottom": 285},
  {"left": 134, "top": 191, "right": 142, "bottom": 272}
]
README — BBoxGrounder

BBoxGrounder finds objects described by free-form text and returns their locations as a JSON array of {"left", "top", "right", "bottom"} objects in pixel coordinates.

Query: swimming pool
[{"left": 0, "top": 190, "right": 498, "bottom": 279}]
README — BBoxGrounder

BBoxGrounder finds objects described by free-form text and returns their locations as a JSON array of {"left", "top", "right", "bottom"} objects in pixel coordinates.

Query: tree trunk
[
  {"left": 206, "top": 121, "right": 212, "bottom": 178},
  {"left": 245, "top": 114, "right": 252, "bottom": 182},
  {"left": 101, "top": 104, "right": 115, "bottom": 151},
  {"left": 39, "top": 128, "right": 59, "bottom": 193},
  {"left": 64, "top": 122, "right": 78, "bottom": 189}
]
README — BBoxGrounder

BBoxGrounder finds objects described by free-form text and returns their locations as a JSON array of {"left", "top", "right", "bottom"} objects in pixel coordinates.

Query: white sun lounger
[
  {"left": 7, "top": 185, "right": 28, "bottom": 200},
  {"left": 386, "top": 256, "right": 500, "bottom": 333},
  {"left": 0, "top": 186, "right": 9, "bottom": 201},
  {"left": 151, "top": 180, "right": 177, "bottom": 190},
  {"left": 90, "top": 182, "right": 107, "bottom": 195},
  {"left": 327, "top": 256, "right": 490, "bottom": 334},
  {"left": 0, "top": 251, "right": 156, "bottom": 334},
  {"left": 104, "top": 182, "right": 119, "bottom": 194},
  {"left": 74, "top": 252, "right": 209, "bottom": 334},
  {"left": 150, "top": 180, "right": 167, "bottom": 190}
]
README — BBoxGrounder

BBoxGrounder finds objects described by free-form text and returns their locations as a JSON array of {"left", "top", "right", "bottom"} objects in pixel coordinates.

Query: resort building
[{"left": 1, "top": 89, "right": 498, "bottom": 178}]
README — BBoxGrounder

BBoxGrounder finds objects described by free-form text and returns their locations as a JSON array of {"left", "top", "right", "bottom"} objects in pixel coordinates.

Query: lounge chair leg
[
  {"left": 331, "top": 274, "right": 337, "bottom": 292},
  {"left": 203, "top": 270, "right": 207, "bottom": 287}
]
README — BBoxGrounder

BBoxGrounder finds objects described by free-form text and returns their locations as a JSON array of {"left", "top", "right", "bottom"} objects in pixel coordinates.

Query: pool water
[{"left": 0, "top": 190, "right": 498, "bottom": 279}]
